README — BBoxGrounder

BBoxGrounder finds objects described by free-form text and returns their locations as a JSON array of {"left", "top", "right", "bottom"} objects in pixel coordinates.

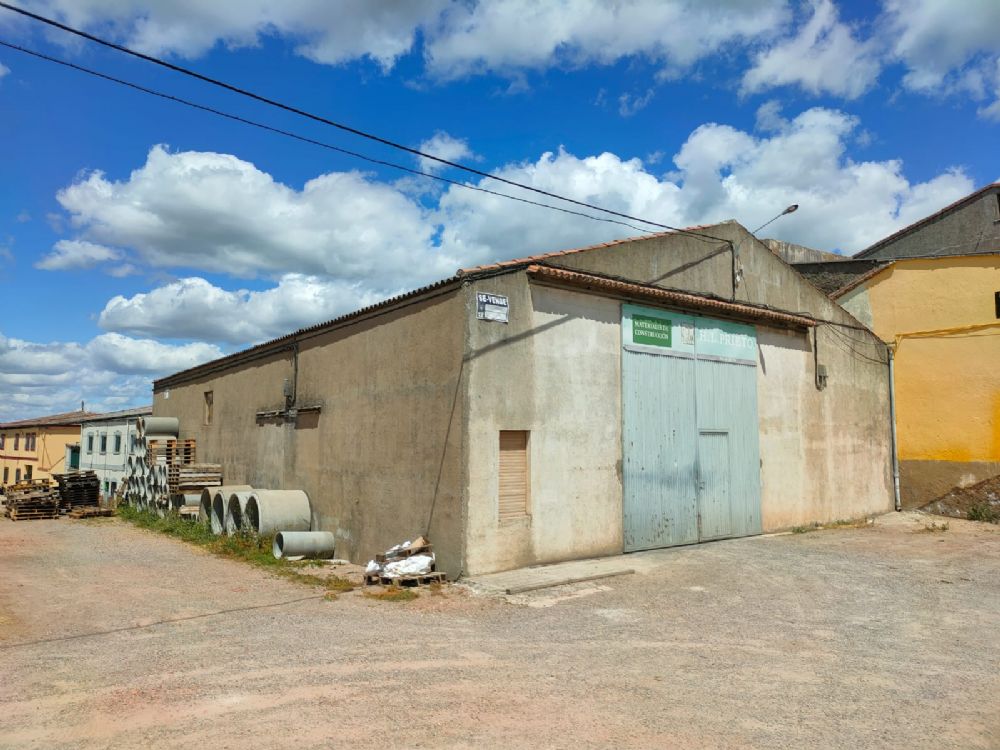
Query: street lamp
[{"left": 752, "top": 204, "right": 799, "bottom": 235}]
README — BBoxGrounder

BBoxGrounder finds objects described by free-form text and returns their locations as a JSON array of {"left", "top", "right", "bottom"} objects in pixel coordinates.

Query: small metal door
[{"left": 697, "top": 431, "right": 732, "bottom": 540}]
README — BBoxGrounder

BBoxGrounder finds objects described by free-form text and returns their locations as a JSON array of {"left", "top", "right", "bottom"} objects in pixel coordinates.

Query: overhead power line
[
  {"left": 0, "top": 40, "right": 660, "bottom": 237},
  {"left": 0, "top": 1, "right": 728, "bottom": 245}
]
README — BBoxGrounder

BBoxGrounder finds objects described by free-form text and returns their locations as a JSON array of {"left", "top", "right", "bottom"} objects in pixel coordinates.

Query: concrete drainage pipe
[
  {"left": 139, "top": 417, "right": 179, "bottom": 437},
  {"left": 226, "top": 491, "right": 255, "bottom": 535},
  {"left": 273, "top": 531, "right": 336, "bottom": 559},
  {"left": 246, "top": 490, "right": 311, "bottom": 536},
  {"left": 210, "top": 491, "right": 228, "bottom": 535},
  {"left": 200, "top": 484, "right": 251, "bottom": 524},
  {"left": 172, "top": 493, "right": 201, "bottom": 511}
]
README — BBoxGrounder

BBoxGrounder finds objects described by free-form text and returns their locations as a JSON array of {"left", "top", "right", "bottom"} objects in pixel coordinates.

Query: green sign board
[
  {"left": 631, "top": 314, "right": 672, "bottom": 348},
  {"left": 623, "top": 304, "right": 757, "bottom": 365}
]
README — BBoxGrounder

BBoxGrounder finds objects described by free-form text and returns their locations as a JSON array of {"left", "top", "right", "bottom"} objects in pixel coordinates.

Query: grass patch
[
  {"left": 791, "top": 517, "right": 873, "bottom": 534},
  {"left": 117, "top": 505, "right": 357, "bottom": 591},
  {"left": 967, "top": 503, "right": 1000, "bottom": 524},
  {"left": 918, "top": 520, "right": 949, "bottom": 533},
  {"left": 364, "top": 587, "right": 419, "bottom": 602}
]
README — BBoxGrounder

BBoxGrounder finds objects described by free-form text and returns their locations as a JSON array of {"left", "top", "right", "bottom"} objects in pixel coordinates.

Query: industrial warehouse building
[{"left": 153, "top": 221, "right": 894, "bottom": 576}]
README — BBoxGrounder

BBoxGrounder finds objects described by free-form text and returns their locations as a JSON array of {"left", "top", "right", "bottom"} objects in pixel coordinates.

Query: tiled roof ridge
[{"left": 525, "top": 264, "right": 817, "bottom": 329}]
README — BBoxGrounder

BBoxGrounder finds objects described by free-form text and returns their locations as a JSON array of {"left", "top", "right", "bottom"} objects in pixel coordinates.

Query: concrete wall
[
  {"left": 762, "top": 239, "right": 842, "bottom": 264},
  {"left": 838, "top": 254, "right": 1000, "bottom": 507},
  {"left": 154, "top": 290, "right": 468, "bottom": 575},
  {"left": 464, "top": 277, "right": 623, "bottom": 575},
  {"left": 862, "top": 189, "right": 1000, "bottom": 260}
]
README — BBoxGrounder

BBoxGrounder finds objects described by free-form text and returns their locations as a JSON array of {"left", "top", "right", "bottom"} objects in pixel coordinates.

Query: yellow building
[
  {"left": 0, "top": 410, "right": 93, "bottom": 488},
  {"left": 835, "top": 255, "right": 1000, "bottom": 506}
]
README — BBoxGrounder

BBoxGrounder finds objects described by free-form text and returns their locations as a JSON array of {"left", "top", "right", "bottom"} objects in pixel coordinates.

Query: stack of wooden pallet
[
  {"left": 53, "top": 470, "right": 100, "bottom": 511},
  {"left": 4, "top": 481, "right": 61, "bottom": 521},
  {"left": 168, "top": 463, "right": 222, "bottom": 495},
  {"left": 146, "top": 438, "right": 197, "bottom": 466},
  {"left": 67, "top": 506, "right": 114, "bottom": 518}
]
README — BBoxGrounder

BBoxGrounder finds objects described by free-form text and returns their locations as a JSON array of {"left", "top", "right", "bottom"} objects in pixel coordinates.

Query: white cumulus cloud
[
  {"left": 98, "top": 274, "right": 386, "bottom": 345},
  {"left": 35, "top": 239, "right": 122, "bottom": 271},
  {"left": 55, "top": 145, "right": 456, "bottom": 287},
  {"left": 424, "top": 0, "right": 788, "bottom": 79},
  {"left": 742, "top": 0, "right": 881, "bottom": 99},
  {"left": 882, "top": 0, "right": 1000, "bottom": 117},
  {"left": 14, "top": 0, "right": 447, "bottom": 69},
  {"left": 0, "top": 330, "right": 222, "bottom": 421},
  {"left": 417, "top": 131, "right": 476, "bottom": 174}
]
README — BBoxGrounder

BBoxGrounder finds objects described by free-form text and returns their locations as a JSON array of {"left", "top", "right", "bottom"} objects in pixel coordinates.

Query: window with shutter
[{"left": 498, "top": 430, "right": 530, "bottom": 521}]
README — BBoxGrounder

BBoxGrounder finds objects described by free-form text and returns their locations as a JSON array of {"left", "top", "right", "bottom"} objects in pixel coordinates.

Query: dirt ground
[{"left": 1, "top": 512, "right": 998, "bottom": 750}]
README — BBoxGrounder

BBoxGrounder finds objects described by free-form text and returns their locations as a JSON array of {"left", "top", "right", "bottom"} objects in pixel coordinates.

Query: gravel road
[{"left": 0, "top": 512, "right": 998, "bottom": 749}]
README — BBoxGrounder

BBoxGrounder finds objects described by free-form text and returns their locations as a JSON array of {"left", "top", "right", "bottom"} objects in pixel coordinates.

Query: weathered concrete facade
[{"left": 154, "top": 222, "right": 893, "bottom": 577}]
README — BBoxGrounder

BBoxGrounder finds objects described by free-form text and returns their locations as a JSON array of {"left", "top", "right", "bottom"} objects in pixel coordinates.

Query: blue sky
[{"left": 1, "top": 0, "right": 998, "bottom": 420}]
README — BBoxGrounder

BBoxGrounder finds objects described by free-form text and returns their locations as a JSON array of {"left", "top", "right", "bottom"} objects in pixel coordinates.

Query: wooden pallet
[
  {"left": 364, "top": 571, "right": 446, "bottom": 587},
  {"left": 9, "top": 507, "right": 60, "bottom": 521},
  {"left": 147, "top": 439, "right": 197, "bottom": 466},
  {"left": 68, "top": 506, "right": 114, "bottom": 518}
]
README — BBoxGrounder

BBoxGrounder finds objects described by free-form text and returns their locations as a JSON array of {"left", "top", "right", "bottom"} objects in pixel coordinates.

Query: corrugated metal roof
[
  {"left": 78, "top": 405, "right": 153, "bottom": 423},
  {"left": 0, "top": 409, "right": 97, "bottom": 429},
  {"left": 525, "top": 264, "right": 816, "bottom": 329}
]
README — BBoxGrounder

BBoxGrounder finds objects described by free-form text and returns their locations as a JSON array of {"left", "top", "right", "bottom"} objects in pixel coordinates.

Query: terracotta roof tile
[{"left": 526, "top": 264, "right": 816, "bottom": 329}]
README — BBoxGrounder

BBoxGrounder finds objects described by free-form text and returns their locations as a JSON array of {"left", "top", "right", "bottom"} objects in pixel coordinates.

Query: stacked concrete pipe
[
  {"left": 201, "top": 484, "right": 251, "bottom": 524},
  {"left": 245, "top": 490, "right": 311, "bottom": 536},
  {"left": 225, "top": 491, "right": 255, "bottom": 535},
  {"left": 210, "top": 489, "right": 228, "bottom": 535},
  {"left": 171, "top": 493, "right": 201, "bottom": 511}
]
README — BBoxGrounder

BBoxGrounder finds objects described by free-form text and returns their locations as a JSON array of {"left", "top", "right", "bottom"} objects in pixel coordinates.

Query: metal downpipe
[{"left": 889, "top": 347, "right": 902, "bottom": 511}]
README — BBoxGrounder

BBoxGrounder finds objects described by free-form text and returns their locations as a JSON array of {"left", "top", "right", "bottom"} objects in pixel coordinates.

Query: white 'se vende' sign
[{"left": 476, "top": 292, "right": 509, "bottom": 323}]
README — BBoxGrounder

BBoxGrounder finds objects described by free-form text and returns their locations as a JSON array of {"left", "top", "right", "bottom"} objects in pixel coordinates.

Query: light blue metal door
[
  {"left": 622, "top": 348, "right": 698, "bottom": 551},
  {"left": 622, "top": 304, "right": 762, "bottom": 551}
]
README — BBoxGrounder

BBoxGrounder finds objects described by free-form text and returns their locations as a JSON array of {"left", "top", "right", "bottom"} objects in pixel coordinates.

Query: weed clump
[
  {"left": 920, "top": 520, "right": 949, "bottom": 533},
  {"left": 365, "top": 587, "right": 419, "bottom": 602},
  {"left": 966, "top": 503, "right": 1000, "bottom": 524}
]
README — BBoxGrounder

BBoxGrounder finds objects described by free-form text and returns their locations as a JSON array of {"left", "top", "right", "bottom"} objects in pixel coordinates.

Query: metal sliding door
[{"left": 622, "top": 304, "right": 762, "bottom": 551}]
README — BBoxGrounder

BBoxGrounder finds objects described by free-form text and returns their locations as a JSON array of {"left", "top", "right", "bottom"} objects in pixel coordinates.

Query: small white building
[{"left": 74, "top": 406, "right": 151, "bottom": 498}]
